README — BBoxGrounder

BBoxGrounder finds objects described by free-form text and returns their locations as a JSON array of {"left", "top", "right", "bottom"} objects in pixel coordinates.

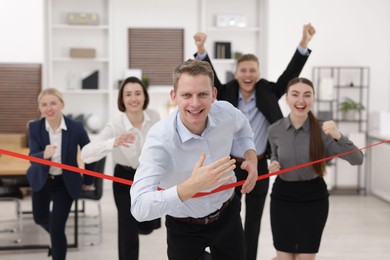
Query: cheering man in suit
[{"left": 193, "top": 23, "right": 316, "bottom": 260}]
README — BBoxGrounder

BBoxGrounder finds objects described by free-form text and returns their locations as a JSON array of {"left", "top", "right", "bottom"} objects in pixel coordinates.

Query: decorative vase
[{"left": 342, "top": 110, "right": 358, "bottom": 120}]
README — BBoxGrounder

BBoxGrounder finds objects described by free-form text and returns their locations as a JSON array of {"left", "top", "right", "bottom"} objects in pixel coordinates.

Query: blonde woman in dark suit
[{"left": 27, "top": 88, "right": 94, "bottom": 260}]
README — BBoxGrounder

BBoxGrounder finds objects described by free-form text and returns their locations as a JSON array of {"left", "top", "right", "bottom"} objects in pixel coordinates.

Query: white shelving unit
[
  {"left": 199, "top": 0, "right": 264, "bottom": 82},
  {"left": 44, "top": 0, "right": 112, "bottom": 124},
  {"left": 312, "top": 66, "right": 370, "bottom": 194}
]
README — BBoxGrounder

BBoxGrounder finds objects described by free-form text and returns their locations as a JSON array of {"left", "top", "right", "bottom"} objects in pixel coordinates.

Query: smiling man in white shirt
[{"left": 131, "top": 59, "right": 258, "bottom": 260}]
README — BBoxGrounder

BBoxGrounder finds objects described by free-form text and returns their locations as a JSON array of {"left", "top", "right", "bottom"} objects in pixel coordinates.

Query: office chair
[
  {"left": 78, "top": 157, "right": 106, "bottom": 246},
  {"left": 0, "top": 184, "right": 23, "bottom": 244}
]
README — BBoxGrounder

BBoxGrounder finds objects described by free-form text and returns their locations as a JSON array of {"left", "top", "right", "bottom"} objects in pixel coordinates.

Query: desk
[
  {"left": 367, "top": 133, "right": 390, "bottom": 203},
  {"left": 0, "top": 148, "right": 30, "bottom": 176},
  {"left": 0, "top": 147, "right": 80, "bottom": 250}
]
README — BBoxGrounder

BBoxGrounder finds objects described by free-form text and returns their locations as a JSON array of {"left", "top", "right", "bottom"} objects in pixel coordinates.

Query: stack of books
[{"left": 214, "top": 42, "right": 231, "bottom": 59}]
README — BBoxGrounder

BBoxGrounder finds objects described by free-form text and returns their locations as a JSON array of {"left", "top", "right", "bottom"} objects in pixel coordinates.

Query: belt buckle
[
  {"left": 205, "top": 211, "right": 220, "bottom": 224},
  {"left": 204, "top": 194, "right": 233, "bottom": 224}
]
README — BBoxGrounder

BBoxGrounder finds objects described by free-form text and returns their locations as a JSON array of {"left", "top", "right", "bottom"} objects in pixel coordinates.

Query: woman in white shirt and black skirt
[{"left": 81, "top": 77, "right": 161, "bottom": 260}]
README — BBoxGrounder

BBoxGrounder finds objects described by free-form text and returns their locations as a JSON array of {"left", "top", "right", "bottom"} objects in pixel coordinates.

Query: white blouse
[{"left": 81, "top": 109, "right": 160, "bottom": 169}]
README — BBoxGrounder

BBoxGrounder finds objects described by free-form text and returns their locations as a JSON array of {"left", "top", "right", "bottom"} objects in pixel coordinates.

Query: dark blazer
[
  {"left": 198, "top": 49, "right": 311, "bottom": 155},
  {"left": 27, "top": 116, "right": 94, "bottom": 198},
  {"left": 199, "top": 49, "right": 311, "bottom": 125}
]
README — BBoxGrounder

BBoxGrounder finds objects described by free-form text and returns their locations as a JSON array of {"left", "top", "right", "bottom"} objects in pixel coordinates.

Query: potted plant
[
  {"left": 142, "top": 76, "right": 150, "bottom": 88},
  {"left": 233, "top": 51, "right": 243, "bottom": 60},
  {"left": 339, "top": 97, "right": 364, "bottom": 120}
]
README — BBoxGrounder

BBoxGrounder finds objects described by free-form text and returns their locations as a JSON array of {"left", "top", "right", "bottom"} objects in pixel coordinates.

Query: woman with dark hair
[
  {"left": 81, "top": 77, "right": 160, "bottom": 260},
  {"left": 267, "top": 77, "right": 363, "bottom": 260}
]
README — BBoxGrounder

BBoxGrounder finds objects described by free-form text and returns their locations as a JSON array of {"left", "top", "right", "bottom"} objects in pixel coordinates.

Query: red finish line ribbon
[
  {"left": 1, "top": 139, "right": 389, "bottom": 198},
  {"left": 0, "top": 149, "right": 132, "bottom": 186},
  {"left": 193, "top": 139, "right": 390, "bottom": 197}
]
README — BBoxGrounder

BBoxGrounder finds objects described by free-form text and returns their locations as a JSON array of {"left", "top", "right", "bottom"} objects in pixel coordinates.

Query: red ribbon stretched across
[
  {"left": 1, "top": 139, "right": 389, "bottom": 198},
  {"left": 0, "top": 149, "right": 132, "bottom": 186}
]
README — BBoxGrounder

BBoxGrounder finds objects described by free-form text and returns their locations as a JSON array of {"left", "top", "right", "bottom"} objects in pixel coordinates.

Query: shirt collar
[
  {"left": 284, "top": 115, "right": 310, "bottom": 132},
  {"left": 45, "top": 115, "right": 67, "bottom": 133},
  {"left": 238, "top": 91, "right": 256, "bottom": 102},
  {"left": 175, "top": 110, "right": 216, "bottom": 143},
  {"left": 122, "top": 110, "right": 151, "bottom": 131}
]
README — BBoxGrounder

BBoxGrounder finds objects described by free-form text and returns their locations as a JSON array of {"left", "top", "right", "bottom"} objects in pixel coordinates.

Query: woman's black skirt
[
  {"left": 114, "top": 164, "right": 161, "bottom": 234},
  {"left": 270, "top": 176, "right": 329, "bottom": 253}
]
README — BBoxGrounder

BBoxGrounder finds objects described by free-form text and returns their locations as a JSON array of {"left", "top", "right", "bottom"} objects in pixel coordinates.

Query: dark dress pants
[
  {"left": 32, "top": 175, "right": 73, "bottom": 260},
  {"left": 234, "top": 157, "right": 269, "bottom": 260},
  {"left": 113, "top": 164, "right": 139, "bottom": 260},
  {"left": 166, "top": 194, "right": 245, "bottom": 260}
]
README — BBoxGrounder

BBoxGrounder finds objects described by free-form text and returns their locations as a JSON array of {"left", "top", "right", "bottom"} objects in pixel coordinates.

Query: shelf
[
  {"left": 335, "top": 119, "right": 368, "bottom": 123},
  {"left": 45, "top": 0, "right": 111, "bottom": 124},
  {"left": 206, "top": 27, "right": 260, "bottom": 32},
  {"left": 316, "top": 99, "right": 336, "bottom": 102},
  {"left": 368, "top": 132, "right": 390, "bottom": 141},
  {"left": 334, "top": 85, "right": 369, "bottom": 89},
  {"left": 62, "top": 89, "right": 109, "bottom": 95},
  {"left": 52, "top": 57, "right": 109, "bottom": 62},
  {"left": 147, "top": 86, "right": 172, "bottom": 94},
  {"left": 51, "top": 24, "right": 109, "bottom": 30},
  {"left": 312, "top": 66, "right": 369, "bottom": 194},
  {"left": 212, "top": 59, "right": 236, "bottom": 64},
  {"left": 199, "top": 0, "right": 262, "bottom": 83}
]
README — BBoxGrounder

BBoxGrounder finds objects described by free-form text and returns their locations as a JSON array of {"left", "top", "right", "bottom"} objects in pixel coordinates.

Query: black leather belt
[
  {"left": 230, "top": 153, "right": 265, "bottom": 163},
  {"left": 173, "top": 193, "right": 235, "bottom": 225}
]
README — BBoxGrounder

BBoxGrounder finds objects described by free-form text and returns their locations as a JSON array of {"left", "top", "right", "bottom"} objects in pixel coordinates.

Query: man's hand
[
  {"left": 193, "top": 32, "right": 207, "bottom": 54},
  {"left": 239, "top": 150, "right": 258, "bottom": 193},
  {"left": 177, "top": 153, "right": 236, "bottom": 201},
  {"left": 300, "top": 23, "right": 316, "bottom": 48},
  {"left": 240, "top": 158, "right": 258, "bottom": 194}
]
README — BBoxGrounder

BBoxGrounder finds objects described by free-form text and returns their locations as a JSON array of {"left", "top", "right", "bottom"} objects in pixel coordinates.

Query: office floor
[{"left": 1, "top": 188, "right": 390, "bottom": 260}]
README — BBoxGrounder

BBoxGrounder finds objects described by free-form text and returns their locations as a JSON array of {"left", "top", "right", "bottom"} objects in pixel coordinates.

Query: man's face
[
  {"left": 235, "top": 60, "right": 260, "bottom": 94},
  {"left": 170, "top": 73, "right": 217, "bottom": 135}
]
